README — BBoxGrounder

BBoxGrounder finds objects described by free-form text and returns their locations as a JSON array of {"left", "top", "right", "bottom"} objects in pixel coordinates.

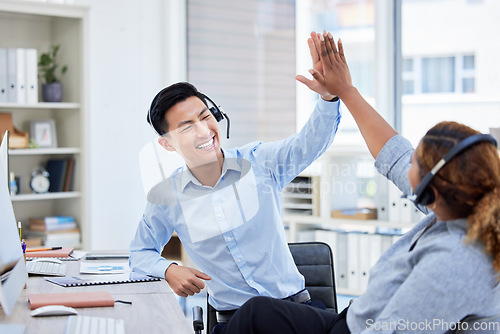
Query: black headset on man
[
  {"left": 147, "top": 91, "right": 231, "bottom": 139},
  {"left": 411, "top": 133, "right": 498, "bottom": 206}
]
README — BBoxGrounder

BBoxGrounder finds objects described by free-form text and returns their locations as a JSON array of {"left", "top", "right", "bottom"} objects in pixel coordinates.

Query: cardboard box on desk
[
  {"left": 0, "top": 113, "right": 28, "bottom": 148},
  {"left": 331, "top": 208, "right": 378, "bottom": 220}
]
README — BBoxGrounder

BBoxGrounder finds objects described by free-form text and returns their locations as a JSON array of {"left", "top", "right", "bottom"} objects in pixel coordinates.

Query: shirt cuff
[
  {"left": 315, "top": 97, "right": 341, "bottom": 117},
  {"left": 151, "top": 258, "right": 174, "bottom": 279}
]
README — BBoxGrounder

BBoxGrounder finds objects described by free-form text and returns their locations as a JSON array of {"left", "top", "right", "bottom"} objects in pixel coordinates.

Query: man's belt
[{"left": 215, "top": 289, "right": 311, "bottom": 324}]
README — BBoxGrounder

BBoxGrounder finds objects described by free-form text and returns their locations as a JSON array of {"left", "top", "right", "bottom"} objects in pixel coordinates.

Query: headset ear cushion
[
  {"left": 210, "top": 106, "right": 223, "bottom": 122},
  {"left": 419, "top": 188, "right": 436, "bottom": 206}
]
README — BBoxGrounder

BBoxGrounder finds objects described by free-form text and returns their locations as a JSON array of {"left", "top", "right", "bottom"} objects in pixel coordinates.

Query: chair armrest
[{"left": 193, "top": 306, "right": 204, "bottom": 333}]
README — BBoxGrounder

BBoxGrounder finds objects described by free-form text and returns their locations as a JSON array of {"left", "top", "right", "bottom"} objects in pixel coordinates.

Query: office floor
[{"left": 179, "top": 292, "right": 355, "bottom": 333}]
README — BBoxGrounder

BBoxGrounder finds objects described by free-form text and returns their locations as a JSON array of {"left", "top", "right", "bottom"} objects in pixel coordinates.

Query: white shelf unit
[
  {"left": 282, "top": 175, "right": 320, "bottom": 216},
  {"left": 283, "top": 144, "right": 417, "bottom": 296},
  {"left": 0, "top": 1, "right": 89, "bottom": 248}
]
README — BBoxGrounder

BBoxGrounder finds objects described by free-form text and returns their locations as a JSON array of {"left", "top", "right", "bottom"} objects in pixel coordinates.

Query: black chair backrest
[
  {"left": 205, "top": 242, "right": 338, "bottom": 333},
  {"left": 288, "top": 241, "right": 338, "bottom": 313}
]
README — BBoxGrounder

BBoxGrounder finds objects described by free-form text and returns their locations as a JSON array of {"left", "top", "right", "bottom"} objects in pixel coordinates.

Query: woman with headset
[{"left": 218, "top": 32, "right": 500, "bottom": 334}]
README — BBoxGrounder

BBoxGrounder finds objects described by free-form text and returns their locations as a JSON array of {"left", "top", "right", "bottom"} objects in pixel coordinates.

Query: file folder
[
  {"left": 25, "top": 49, "right": 38, "bottom": 104},
  {"left": 368, "top": 233, "right": 383, "bottom": 268},
  {"left": 374, "top": 174, "right": 389, "bottom": 221},
  {"left": 346, "top": 232, "right": 360, "bottom": 292},
  {"left": 0, "top": 49, "right": 7, "bottom": 103},
  {"left": 7, "top": 48, "right": 26, "bottom": 104},
  {"left": 358, "top": 233, "right": 371, "bottom": 292},
  {"left": 335, "top": 231, "right": 348, "bottom": 290},
  {"left": 388, "top": 182, "right": 401, "bottom": 223}
]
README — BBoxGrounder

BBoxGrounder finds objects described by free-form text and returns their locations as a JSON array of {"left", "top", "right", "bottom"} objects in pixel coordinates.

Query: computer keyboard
[
  {"left": 65, "top": 316, "right": 125, "bottom": 334},
  {"left": 26, "top": 260, "right": 67, "bottom": 276}
]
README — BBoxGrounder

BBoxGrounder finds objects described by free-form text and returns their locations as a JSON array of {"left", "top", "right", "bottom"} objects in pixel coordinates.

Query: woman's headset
[
  {"left": 412, "top": 134, "right": 498, "bottom": 206},
  {"left": 148, "top": 93, "right": 230, "bottom": 139}
]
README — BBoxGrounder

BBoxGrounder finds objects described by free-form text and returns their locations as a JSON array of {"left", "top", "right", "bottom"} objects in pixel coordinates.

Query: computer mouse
[
  {"left": 31, "top": 305, "right": 78, "bottom": 317},
  {"left": 31, "top": 258, "right": 63, "bottom": 264}
]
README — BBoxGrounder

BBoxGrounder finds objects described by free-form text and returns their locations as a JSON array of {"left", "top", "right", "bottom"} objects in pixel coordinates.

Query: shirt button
[
  {"left": 226, "top": 237, "right": 232, "bottom": 242},
  {"left": 249, "top": 279, "right": 254, "bottom": 284},
  {"left": 237, "top": 258, "right": 241, "bottom": 263}
]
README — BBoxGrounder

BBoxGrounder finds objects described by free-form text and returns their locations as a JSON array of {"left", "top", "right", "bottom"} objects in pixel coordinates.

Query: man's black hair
[{"left": 147, "top": 82, "right": 208, "bottom": 136}]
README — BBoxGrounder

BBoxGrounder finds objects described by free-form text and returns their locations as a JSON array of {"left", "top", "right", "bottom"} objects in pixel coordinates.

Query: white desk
[{"left": 0, "top": 258, "right": 191, "bottom": 334}]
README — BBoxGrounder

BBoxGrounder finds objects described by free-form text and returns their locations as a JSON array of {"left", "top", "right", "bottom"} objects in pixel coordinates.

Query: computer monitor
[
  {"left": 0, "top": 131, "right": 9, "bottom": 191},
  {"left": 0, "top": 131, "right": 27, "bottom": 316}
]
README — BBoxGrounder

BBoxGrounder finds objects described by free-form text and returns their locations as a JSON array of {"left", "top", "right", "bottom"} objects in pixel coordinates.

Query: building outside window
[
  {"left": 403, "top": 54, "right": 475, "bottom": 95},
  {"left": 401, "top": 0, "right": 500, "bottom": 146}
]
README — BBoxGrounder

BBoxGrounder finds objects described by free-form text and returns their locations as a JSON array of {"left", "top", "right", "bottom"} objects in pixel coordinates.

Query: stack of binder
[
  {"left": 299, "top": 228, "right": 402, "bottom": 295},
  {"left": 0, "top": 48, "right": 38, "bottom": 104},
  {"left": 26, "top": 216, "right": 80, "bottom": 248}
]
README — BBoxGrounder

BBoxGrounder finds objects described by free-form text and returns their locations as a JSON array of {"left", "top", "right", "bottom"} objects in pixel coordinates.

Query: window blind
[{"left": 187, "top": 0, "right": 296, "bottom": 148}]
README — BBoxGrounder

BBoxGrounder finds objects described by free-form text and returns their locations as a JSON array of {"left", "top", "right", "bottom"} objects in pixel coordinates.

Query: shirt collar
[{"left": 179, "top": 149, "right": 242, "bottom": 191}]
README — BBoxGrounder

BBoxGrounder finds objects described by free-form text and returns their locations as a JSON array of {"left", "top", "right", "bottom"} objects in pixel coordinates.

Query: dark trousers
[{"left": 218, "top": 296, "right": 350, "bottom": 334}]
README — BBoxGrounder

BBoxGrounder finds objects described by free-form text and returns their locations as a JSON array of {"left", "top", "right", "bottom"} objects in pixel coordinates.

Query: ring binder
[{"left": 45, "top": 273, "right": 160, "bottom": 287}]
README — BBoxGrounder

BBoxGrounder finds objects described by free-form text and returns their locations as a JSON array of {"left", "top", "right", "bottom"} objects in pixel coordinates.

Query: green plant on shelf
[
  {"left": 29, "top": 138, "right": 40, "bottom": 149},
  {"left": 38, "top": 44, "right": 68, "bottom": 84}
]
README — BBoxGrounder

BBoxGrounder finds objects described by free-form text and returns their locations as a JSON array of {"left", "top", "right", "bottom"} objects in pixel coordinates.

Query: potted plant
[{"left": 38, "top": 45, "right": 68, "bottom": 102}]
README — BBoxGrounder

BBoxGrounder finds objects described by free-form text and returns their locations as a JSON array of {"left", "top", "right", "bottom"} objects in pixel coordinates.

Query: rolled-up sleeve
[
  {"left": 129, "top": 204, "right": 175, "bottom": 279},
  {"left": 374, "top": 134, "right": 414, "bottom": 196}
]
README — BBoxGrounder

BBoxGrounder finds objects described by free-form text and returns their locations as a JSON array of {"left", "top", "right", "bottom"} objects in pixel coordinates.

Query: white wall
[{"left": 73, "top": 0, "right": 186, "bottom": 249}]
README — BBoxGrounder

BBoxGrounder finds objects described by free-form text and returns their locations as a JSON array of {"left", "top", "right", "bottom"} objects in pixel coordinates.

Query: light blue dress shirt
[{"left": 130, "top": 99, "right": 341, "bottom": 311}]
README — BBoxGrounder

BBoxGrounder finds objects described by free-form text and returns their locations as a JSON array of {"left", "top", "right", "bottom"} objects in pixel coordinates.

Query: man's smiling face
[{"left": 159, "top": 96, "right": 223, "bottom": 169}]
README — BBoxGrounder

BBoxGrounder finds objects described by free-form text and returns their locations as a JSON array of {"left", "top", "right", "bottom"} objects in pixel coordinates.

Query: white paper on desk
[
  {"left": 80, "top": 262, "right": 131, "bottom": 274},
  {"left": 70, "top": 250, "right": 87, "bottom": 260}
]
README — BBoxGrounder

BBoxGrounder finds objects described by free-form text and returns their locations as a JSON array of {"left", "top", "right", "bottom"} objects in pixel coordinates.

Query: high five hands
[{"left": 296, "top": 31, "right": 353, "bottom": 100}]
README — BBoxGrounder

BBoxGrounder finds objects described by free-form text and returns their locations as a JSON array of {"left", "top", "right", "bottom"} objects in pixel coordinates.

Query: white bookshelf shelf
[
  {"left": 283, "top": 214, "right": 415, "bottom": 230},
  {"left": 9, "top": 147, "right": 81, "bottom": 155},
  {"left": 11, "top": 191, "right": 81, "bottom": 201},
  {"left": 0, "top": 102, "right": 80, "bottom": 110}
]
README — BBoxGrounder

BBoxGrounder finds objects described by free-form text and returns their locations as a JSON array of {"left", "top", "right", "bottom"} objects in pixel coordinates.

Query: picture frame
[{"left": 30, "top": 119, "right": 57, "bottom": 148}]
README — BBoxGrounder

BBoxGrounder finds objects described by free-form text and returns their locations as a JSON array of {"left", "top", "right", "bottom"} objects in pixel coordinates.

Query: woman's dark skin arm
[{"left": 311, "top": 32, "right": 397, "bottom": 159}]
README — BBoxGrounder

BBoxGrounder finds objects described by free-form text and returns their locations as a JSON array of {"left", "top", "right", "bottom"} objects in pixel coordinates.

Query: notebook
[
  {"left": 45, "top": 272, "right": 160, "bottom": 287},
  {"left": 28, "top": 291, "right": 114, "bottom": 310},
  {"left": 25, "top": 247, "right": 76, "bottom": 260}
]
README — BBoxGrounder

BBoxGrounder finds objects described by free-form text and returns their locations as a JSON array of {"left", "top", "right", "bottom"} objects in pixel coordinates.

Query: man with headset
[{"left": 129, "top": 38, "right": 342, "bottom": 331}]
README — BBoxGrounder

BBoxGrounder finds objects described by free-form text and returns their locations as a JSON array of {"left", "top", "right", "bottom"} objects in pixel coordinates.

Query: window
[
  {"left": 402, "top": 55, "right": 475, "bottom": 95},
  {"left": 296, "top": 0, "right": 376, "bottom": 145},
  {"left": 401, "top": 0, "right": 500, "bottom": 146},
  {"left": 187, "top": 0, "right": 296, "bottom": 148}
]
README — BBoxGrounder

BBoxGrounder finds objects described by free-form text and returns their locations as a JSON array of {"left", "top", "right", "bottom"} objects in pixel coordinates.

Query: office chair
[
  {"left": 446, "top": 313, "right": 500, "bottom": 334},
  {"left": 193, "top": 241, "right": 338, "bottom": 334}
]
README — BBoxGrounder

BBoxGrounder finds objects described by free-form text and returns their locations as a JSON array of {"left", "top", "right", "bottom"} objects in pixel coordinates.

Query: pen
[
  {"left": 18, "top": 221, "right": 22, "bottom": 242},
  {"left": 25, "top": 247, "right": 63, "bottom": 252}
]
